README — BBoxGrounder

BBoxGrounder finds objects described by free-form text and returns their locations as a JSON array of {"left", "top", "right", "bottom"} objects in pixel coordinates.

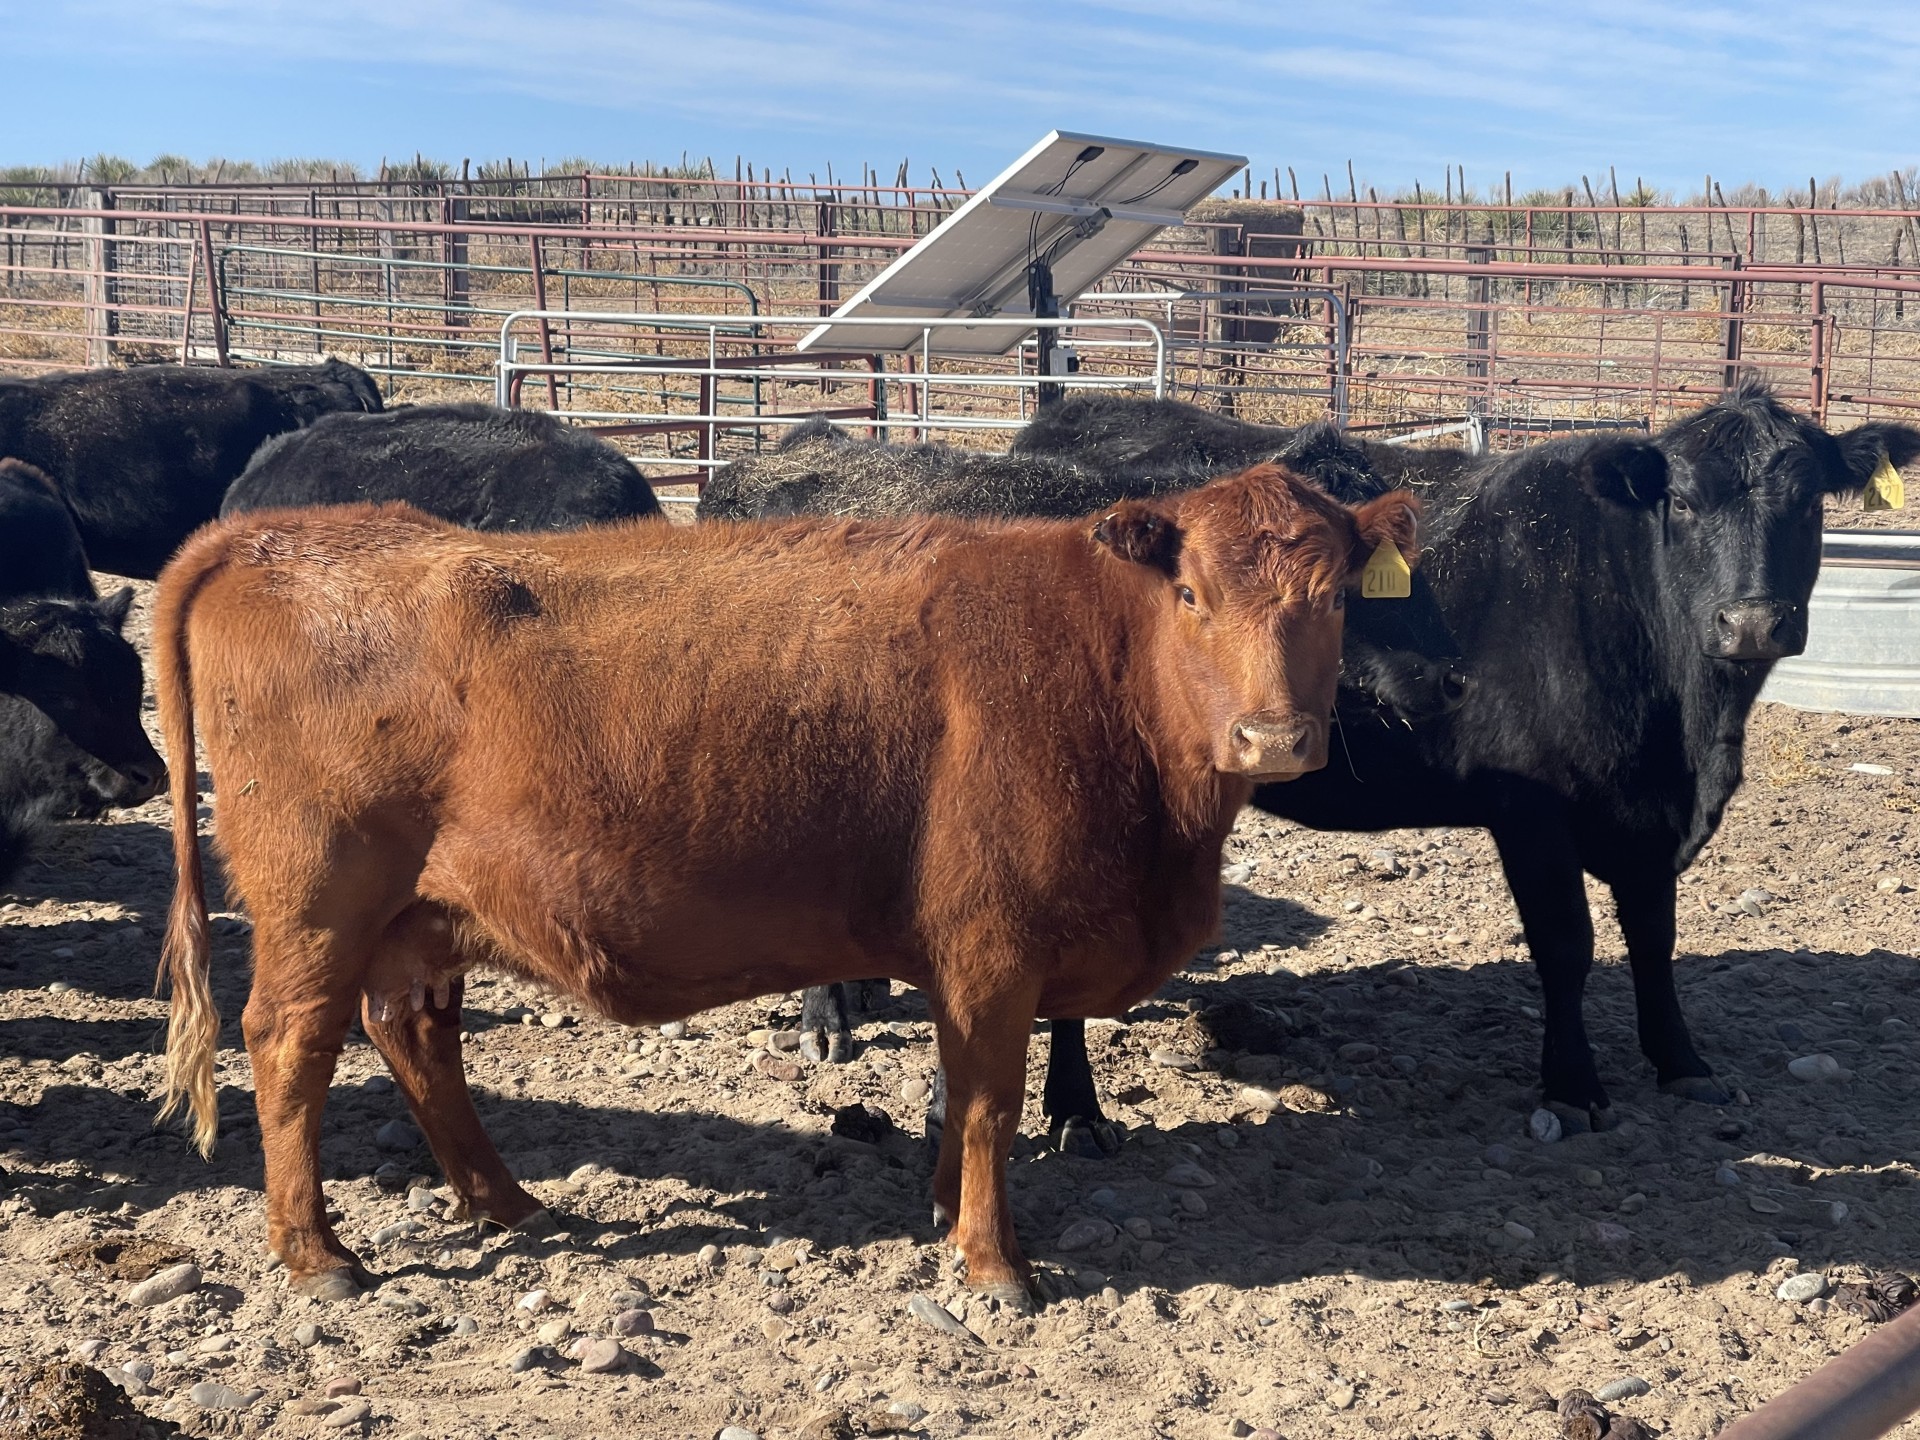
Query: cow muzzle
[
  {"left": 1224, "top": 713, "right": 1328, "bottom": 780},
  {"left": 1706, "top": 599, "right": 1806, "bottom": 661}
]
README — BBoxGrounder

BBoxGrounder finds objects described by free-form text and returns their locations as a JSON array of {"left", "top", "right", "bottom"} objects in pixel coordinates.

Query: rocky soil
[{"left": 1, "top": 580, "right": 1917, "bottom": 1440}]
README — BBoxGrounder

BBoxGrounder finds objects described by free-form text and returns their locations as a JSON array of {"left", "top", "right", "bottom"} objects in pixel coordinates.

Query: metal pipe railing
[{"left": 1716, "top": 1302, "right": 1920, "bottom": 1440}]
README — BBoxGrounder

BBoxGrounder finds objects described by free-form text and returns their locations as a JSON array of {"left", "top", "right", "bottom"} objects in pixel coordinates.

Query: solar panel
[{"left": 797, "top": 130, "right": 1247, "bottom": 356}]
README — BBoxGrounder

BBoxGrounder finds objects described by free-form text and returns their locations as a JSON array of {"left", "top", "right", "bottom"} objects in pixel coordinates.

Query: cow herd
[{"left": 1, "top": 355, "right": 1914, "bottom": 1314}]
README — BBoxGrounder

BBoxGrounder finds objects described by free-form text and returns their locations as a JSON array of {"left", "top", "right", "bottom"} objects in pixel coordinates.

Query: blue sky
[{"left": 8, "top": 1, "right": 1920, "bottom": 196}]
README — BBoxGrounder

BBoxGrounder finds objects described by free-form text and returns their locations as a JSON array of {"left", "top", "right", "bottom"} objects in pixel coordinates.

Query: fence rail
[{"left": 10, "top": 182, "right": 1920, "bottom": 443}]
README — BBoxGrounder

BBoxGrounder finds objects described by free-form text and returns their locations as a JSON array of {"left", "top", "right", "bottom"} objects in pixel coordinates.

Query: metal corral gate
[{"left": 494, "top": 311, "right": 1168, "bottom": 498}]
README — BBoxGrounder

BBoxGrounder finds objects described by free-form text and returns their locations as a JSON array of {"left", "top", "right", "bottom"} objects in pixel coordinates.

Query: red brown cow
[{"left": 153, "top": 464, "right": 1419, "bottom": 1308}]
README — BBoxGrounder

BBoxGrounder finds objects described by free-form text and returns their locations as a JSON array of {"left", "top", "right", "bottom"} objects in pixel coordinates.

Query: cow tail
[{"left": 153, "top": 546, "right": 223, "bottom": 1157}]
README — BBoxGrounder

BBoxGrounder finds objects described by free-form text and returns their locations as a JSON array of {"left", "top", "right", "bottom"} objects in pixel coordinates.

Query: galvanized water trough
[{"left": 1761, "top": 530, "right": 1920, "bottom": 718}]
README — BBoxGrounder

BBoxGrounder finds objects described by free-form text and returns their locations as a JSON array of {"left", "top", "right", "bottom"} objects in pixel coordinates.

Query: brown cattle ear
[
  {"left": 1093, "top": 502, "right": 1180, "bottom": 573},
  {"left": 1349, "top": 491, "right": 1421, "bottom": 574}
]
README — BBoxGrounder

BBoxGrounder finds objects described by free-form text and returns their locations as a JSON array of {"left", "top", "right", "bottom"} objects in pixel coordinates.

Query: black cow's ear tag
[
  {"left": 1360, "top": 542, "right": 1411, "bottom": 599},
  {"left": 1864, "top": 455, "right": 1906, "bottom": 511}
]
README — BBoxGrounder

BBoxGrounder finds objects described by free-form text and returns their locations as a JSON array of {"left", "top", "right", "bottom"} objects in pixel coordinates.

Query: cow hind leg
[
  {"left": 1612, "top": 868, "right": 1728, "bottom": 1104},
  {"left": 360, "top": 909, "right": 546, "bottom": 1231},
  {"left": 797, "top": 983, "right": 854, "bottom": 1064},
  {"left": 928, "top": 973, "right": 1041, "bottom": 1313},
  {"left": 243, "top": 927, "right": 374, "bottom": 1301},
  {"left": 1042, "top": 1019, "right": 1122, "bottom": 1157}
]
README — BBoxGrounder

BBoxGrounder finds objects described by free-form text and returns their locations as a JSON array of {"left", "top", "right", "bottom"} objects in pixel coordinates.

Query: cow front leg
[
  {"left": 243, "top": 960, "right": 367, "bottom": 1301},
  {"left": 1611, "top": 866, "right": 1727, "bottom": 1103},
  {"left": 1490, "top": 811, "right": 1613, "bottom": 1133},
  {"left": 361, "top": 973, "right": 546, "bottom": 1231},
  {"left": 1042, "top": 1019, "right": 1121, "bottom": 1157},
  {"left": 797, "top": 983, "right": 854, "bottom": 1064},
  {"left": 928, "top": 978, "right": 1040, "bottom": 1311}
]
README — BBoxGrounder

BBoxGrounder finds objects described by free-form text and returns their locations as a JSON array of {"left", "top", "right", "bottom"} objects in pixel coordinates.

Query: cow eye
[{"left": 1176, "top": 585, "right": 1197, "bottom": 607}]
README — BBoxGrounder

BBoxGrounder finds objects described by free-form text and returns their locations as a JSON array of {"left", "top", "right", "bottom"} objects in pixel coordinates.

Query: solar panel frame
[{"left": 797, "top": 130, "right": 1247, "bottom": 356}]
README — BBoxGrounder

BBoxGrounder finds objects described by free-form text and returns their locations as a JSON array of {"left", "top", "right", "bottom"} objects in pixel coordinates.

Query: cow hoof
[
  {"left": 973, "top": 1280, "right": 1036, "bottom": 1317},
  {"left": 290, "top": 1268, "right": 363, "bottom": 1303},
  {"left": 1661, "top": 1075, "right": 1732, "bottom": 1105},
  {"left": 799, "top": 1028, "right": 852, "bottom": 1065},
  {"left": 1048, "top": 1116, "right": 1123, "bottom": 1158},
  {"left": 1545, "top": 1100, "right": 1619, "bottom": 1136}
]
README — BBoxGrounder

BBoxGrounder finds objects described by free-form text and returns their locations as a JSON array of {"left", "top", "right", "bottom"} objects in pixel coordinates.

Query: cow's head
[
  {"left": 0, "top": 590, "right": 166, "bottom": 805},
  {"left": 1095, "top": 463, "right": 1421, "bottom": 781},
  {"left": 1586, "top": 381, "right": 1920, "bottom": 663}
]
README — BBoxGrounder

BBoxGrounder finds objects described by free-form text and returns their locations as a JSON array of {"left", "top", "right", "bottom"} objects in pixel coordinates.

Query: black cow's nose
[
  {"left": 1439, "top": 667, "right": 1476, "bottom": 709},
  {"left": 117, "top": 759, "right": 167, "bottom": 800},
  {"left": 1709, "top": 601, "right": 1804, "bottom": 661}
]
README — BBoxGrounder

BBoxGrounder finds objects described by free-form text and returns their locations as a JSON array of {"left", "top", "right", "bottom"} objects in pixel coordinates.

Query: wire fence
[{"left": 8, "top": 175, "right": 1920, "bottom": 456}]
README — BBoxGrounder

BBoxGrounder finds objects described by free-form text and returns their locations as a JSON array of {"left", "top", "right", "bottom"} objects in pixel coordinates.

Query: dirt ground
[{"left": 1, "top": 579, "right": 1917, "bottom": 1440}]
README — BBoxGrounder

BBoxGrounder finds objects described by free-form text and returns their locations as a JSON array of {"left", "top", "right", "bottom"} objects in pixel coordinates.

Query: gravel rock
[
  {"left": 1503, "top": 1220, "right": 1536, "bottom": 1241},
  {"left": 291, "top": 1323, "right": 324, "bottom": 1348},
  {"left": 189, "top": 1380, "right": 263, "bottom": 1410},
  {"left": 1528, "top": 1108, "right": 1563, "bottom": 1144},
  {"left": 906, "top": 1293, "right": 980, "bottom": 1343},
  {"left": 368, "top": 1219, "right": 423, "bottom": 1246},
  {"left": 1789, "top": 1054, "right": 1844, "bottom": 1082},
  {"left": 887, "top": 1400, "right": 927, "bottom": 1422},
  {"left": 1734, "top": 887, "right": 1773, "bottom": 917},
  {"left": 698, "top": 1244, "right": 722, "bottom": 1269},
  {"left": 127, "top": 1261, "right": 202, "bottom": 1307},
  {"left": 1179, "top": 1190, "right": 1208, "bottom": 1216},
  {"left": 1716, "top": 1164, "right": 1742, "bottom": 1187},
  {"left": 451, "top": 1315, "right": 479, "bottom": 1336},
  {"left": 1150, "top": 1048, "right": 1199, "bottom": 1071},
  {"left": 1326, "top": 1381, "right": 1356, "bottom": 1410},
  {"left": 613, "top": 1307, "right": 655, "bottom": 1337},
  {"left": 1164, "top": 1162, "right": 1217, "bottom": 1188},
  {"left": 1336, "top": 1042, "right": 1380, "bottom": 1063},
  {"left": 659, "top": 1020, "right": 688, "bottom": 1039},
  {"left": 406, "top": 1186, "right": 439, "bottom": 1212},
  {"left": 1778, "top": 1272, "right": 1829, "bottom": 1303},
  {"left": 374, "top": 1119, "right": 420, "bottom": 1151},
  {"left": 517, "top": 1288, "right": 553, "bottom": 1313},
  {"left": 580, "top": 1338, "right": 627, "bottom": 1374},
  {"left": 1057, "top": 1219, "right": 1116, "bottom": 1252},
  {"left": 718, "top": 1429, "right": 763, "bottom": 1440},
  {"left": 1595, "top": 1376, "right": 1651, "bottom": 1403},
  {"left": 1483, "top": 1143, "right": 1516, "bottom": 1170},
  {"left": 325, "top": 1399, "right": 373, "bottom": 1429},
  {"left": 900, "top": 1078, "right": 930, "bottom": 1104},
  {"left": 73, "top": 1339, "right": 108, "bottom": 1361},
  {"left": 507, "top": 1345, "right": 553, "bottom": 1373}
]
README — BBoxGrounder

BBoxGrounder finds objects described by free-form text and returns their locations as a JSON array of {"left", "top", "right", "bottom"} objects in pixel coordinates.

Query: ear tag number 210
[{"left": 1360, "top": 542, "right": 1412, "bottom": 599}]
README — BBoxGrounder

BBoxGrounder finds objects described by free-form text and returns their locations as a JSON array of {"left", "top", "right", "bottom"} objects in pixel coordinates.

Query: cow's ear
[
  {"left": 1093, "top": 502, "right": 1180, "bottom": 573},
  {"left": 1583, "top": 440, "right": 1669, "bottom": 508},
  {"left": 1833, "top": 422, "right": 1920, "bottom": 494},
  {"left": 1349, "top": 491, "right": 1420, "bottom": 573},
  {"left": 95, "top": 586, "right": 135, "bottom": 633}
]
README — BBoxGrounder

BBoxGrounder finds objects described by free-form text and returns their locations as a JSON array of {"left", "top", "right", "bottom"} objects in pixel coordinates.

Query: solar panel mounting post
[{"left": 1030, "top": 260, "right": 1062, "bottom": 407}]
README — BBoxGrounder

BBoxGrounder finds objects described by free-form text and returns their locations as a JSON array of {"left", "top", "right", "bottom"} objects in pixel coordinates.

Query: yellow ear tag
[
  {"left": 1360, "top": 542, "right": 1412, "bottom": 600},
  {"left": 1864, "top": 454, "right": 1906, "bottom": 511}
]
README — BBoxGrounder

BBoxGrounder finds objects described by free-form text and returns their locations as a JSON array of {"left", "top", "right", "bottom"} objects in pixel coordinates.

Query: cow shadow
[{"left": 4, "top": 942, "right": 1918, "bottom": 1302}]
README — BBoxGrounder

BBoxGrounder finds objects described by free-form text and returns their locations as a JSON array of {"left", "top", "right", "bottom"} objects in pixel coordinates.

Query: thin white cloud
[{"left": 13, "top": 0, "right": 1920, "bottom": 189}]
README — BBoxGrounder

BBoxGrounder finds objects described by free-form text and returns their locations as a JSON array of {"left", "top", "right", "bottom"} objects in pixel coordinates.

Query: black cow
[
  {"left": 0, "top": 359, "right": 381, "bottom": 579},
  {"left": 222, "top": 403, "right": 663, "bottom": 530},
  {"left": 0, "top": 459, "right": 93, "bottom": 601},
  {"left": 1031, "top": 382, "right": 1920, "bottom": 1149},
  {"left": 0, "top": 592, "right": 167, "bottom": 880},
  {"left": 703, "top": 416, "right": 1470, "bottom": 1065},
  {"left": 1013, "top": 391, "right": 1477, "bottom": 492}
]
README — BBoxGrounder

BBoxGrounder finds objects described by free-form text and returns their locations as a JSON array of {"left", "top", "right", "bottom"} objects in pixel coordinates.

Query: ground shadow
[{"left": 4, "top": 941, "right": 1916, "bottom": 1304}]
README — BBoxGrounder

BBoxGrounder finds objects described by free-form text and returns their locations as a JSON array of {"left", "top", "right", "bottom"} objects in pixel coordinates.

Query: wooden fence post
[{"left": 81, "top": 188, "right": 117, "bottom": 367}]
